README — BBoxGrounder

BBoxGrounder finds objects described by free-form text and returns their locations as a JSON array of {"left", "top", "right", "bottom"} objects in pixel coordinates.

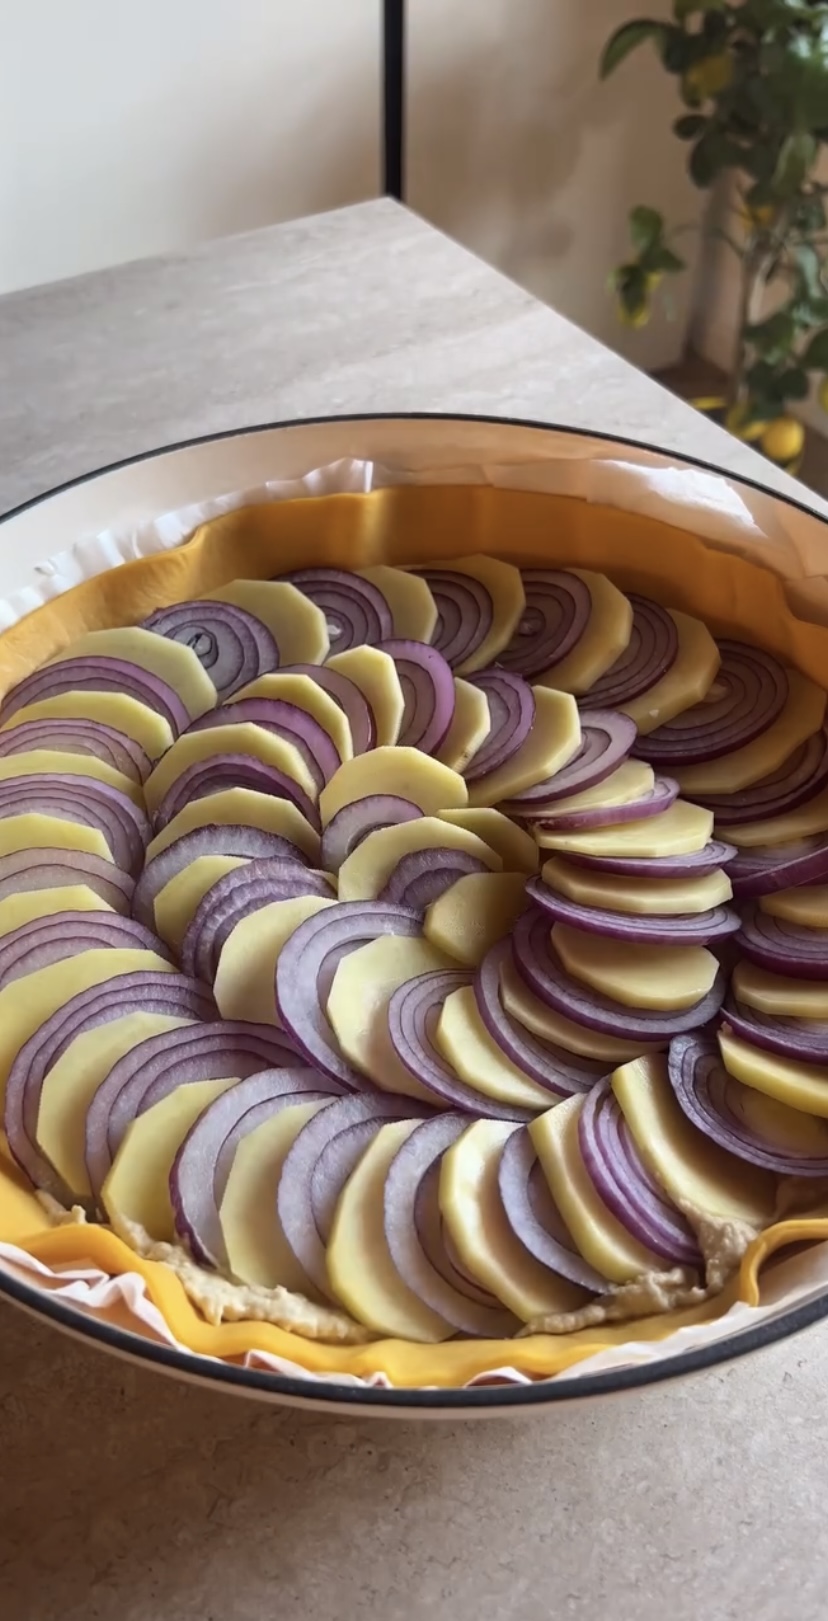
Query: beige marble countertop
[{"left": 1, "top": 199, "right": 826, "bottom": 1621}]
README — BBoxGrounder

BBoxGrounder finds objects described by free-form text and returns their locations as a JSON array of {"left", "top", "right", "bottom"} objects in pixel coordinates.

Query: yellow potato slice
[
  {"left": 530, "top": 1098, "right": 664, "bottom": 1284},
  {"left": 220, "top": 1100, "right": 329, "bottom": 1292},
  {"left": 145, "top": 786, "right": 320, "bottom": 864},
  {"left": 731, "top": 960, "right": 828, "bottom": 1020},
  {"left": 533, "top": 759, "right": 655, "bottom": 819},
  {"left": 536, "top": 799, "right": 712, "bottom": 858},
  {"left": 719, "top": 1027, "right": 828, "bottom": 1119},
  {"left": 204, "top": 580, "right": 329, "bottom": 664},
  {"left": 0, "top": 750, "right": 142, "bottom": 806},
  {"left": 36, "top": 1013, "right": 194, "bottom": 1199},
  {"left": 320, "top": 747, "right": 467, "bottom": 826},
  {"left": 0, "top": 884, "right": 114, "bottom": 939},
  {"left": 674, "top": 670, "right": 826, "bottom": 795},
  {"left": 154, "top": 855, "right": 249, "bottom": 953},
  {"left": 499, "top": 951, "right": 657, "bottom": 1061},
  {"left": 326, "top": 935, "right": 452, "bottom": 1103},
  {"left": 214, "top": 895, "right": 336, "bottom": 1025},
  {"left": 0, "top": 813, "right": 113, "bottom": 864},
  {"left": 48, "top": 626, "right": 216, "bottom": 721},
  {"left": 0, "top": 947, "right": 175, "bottom": 1104},
  {"left": 438, "top": 808, "right": 538, "bottom": 874},
  {"left": 761, "top": 885, "right": 828, "bottom": 929},
  {"left": 611, "top": 1053, "right": 775, "bottom": 1224},
  {"left": 145, "top": 722, "right": 317, "bottom": 817},
  {"left": 102, "top": 1077, "right": 235, "bottom": 1241},
  {"left": 622, "top": 610, "right": 720, "bottom": 734},
  {"left": 326, "top": 647, "right": 403, "bottom": 747},
  {"left": 0, "top": 692, "right": 174, "bottom": 760},
  {"left": 424, "top": 871, "right": 528, "bottom": 967},
  {"left": 552, "top": 922, "right": 718, "bottom": 1013},
  {"left": 435, "top": 986, "right": 553, "bottom": 1108},
  {"left": 328, "top": 1120, "right": 454, "bottom": 1340},
  {"left": 468, "top": 689, "right": 581, "bottom": 807},
  {"left": 726, "top": 784, "right": 828, "bottom": 848},
  {"left": 436, "top": 680, "right": 490, "bottom": 772},
  {"left": 540, "top": 856, "right": 732, "bottom": 916},
  {"left": 357, "top": 565, "right": 437, "bottom": 643},
  {"left": 229, "top": 673, "right": 353, "bottom": 762},
  {"left": 416, "top": 555, "right": 525, "bottom": 675},
  {"left": 439, "top": 1119, "right": 586, "bottom": 1319},
  {"left": 534, "top": 570, "right": 632, "bottom": 695},
  {"left": 337, "top": 816, "right": 500, "bottom": 904}
]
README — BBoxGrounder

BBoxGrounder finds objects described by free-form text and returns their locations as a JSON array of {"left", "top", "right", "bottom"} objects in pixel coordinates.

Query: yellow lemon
[
  {"left": 616, "top": 298, "right": 649, "bottom": 329},
  {"left": 760, "top": 417, "right": 805, "bottom": 463},
  {"left": 725, "top": 404, "right": 766, "bottom": 444},
  {"left": 818, "top": 377, "right": 828, "bottom": 415},
  {"left": 684, "top": 54, "right": 734, "bottom": 103}
]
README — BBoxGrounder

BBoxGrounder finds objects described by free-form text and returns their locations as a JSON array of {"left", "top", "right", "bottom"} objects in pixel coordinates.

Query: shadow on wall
[{"left": 408, "top": 0, "right": 702, "bottom": 373}]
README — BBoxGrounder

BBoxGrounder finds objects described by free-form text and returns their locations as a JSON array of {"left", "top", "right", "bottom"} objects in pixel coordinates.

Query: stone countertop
[{"left": 0, "top": 199, "right": 825, "bottom": 1621}]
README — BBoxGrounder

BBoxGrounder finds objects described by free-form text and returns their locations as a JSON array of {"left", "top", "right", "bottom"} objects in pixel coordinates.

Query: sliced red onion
[
  {"left": 0, "top": 717, "right": 151, "bottom": 783},
  {"left": 181, "top": 859, "right": 334, "bottom": 983},
  {"left": 464, "top": 671, "right": 535, "bottom": 782},
  {"left": 0, "top": 774, "right": 149, "bottom": 875},
  {"left": 670, "top": 1030, "right": 828, "bottom": 1175},
  {"left": 633, "top": 641, "right": 788, "bottom": 766},
  {"left": 171, "top": 1069, "right": 334, "bottom": 1268},
  {"left": 277, "top": 1093, "right": 413, "bottom": 1296},
  {"left": 722, "top": 1001, "right": 828, "bottom": 1064},
  {"left": 499, "top": 711, "right": 637, "bottom": 815},
  {"left": 497, "top": 570, "right": 591, "bottom": 677},
  {"left": 0, "top": 911, "right": 170, "bottom": 990},
  {"left": 409, "top": 1162, "right": 498, "bottom": 1308},
  {"left": 320, "top": 794, "right": 421, "bottom": 872},
  {"left": 581, "top": 597, "right": 678, "bottom": 709},
  {"left": 153, "top": 754, "right": 320, "bottom": 833},
  {"left": 281, "top": 568, "right": 392, "bottom": 649},
  {"left": 497, "top": 1126, "right": 607, "bottom": 1290},
  {"left": 5, "top": 970, "right": 215, "bottom": 1200},
  {"left": 727, "top": 837, "right": 828, "bottom": 899},
  {"left": 0, "top": 848, "right": 134, "bottom": 912},
  {"left": 378, "top": 847, "right": 489, "bottom": 912},
  {"left": 532, "top": 776, "right": 679, "bottom": 833},
  {"left": 736, "top": 905, "right": 828, "bottom": 980},
  {"left": 275, "top": 900, "right": 422, "bottom": 1087},
  {"left": 133, "top": 823, "right": 312, "bottom": 928},
  {"left": 567, "top": 839, "right": 738, "bottom": 880},
  {"left": 511, "top": 908, "right": 726, "bottom": 1042},
  {"left": 186, "top": 699, "right": 340, "bottom": 789},
  {"left": 84, "top": 1021, "right": 302, "bottom": 1199},
  {"left": 0, "top": 655, "right": 190, "bottom": 734},
  {"left": 384, "top": 1114, "right": 518, "bottom": 1335},
  {"left": 579, "top": 1080, "right": 701, "bottom": 1262},
  {"left": 525, "top": 877, "right": 740, "bottom": 946},
  {"left": 375, "top": 639, "right": 456, "bottom": 754},
  {"left": 142, "top": 600, "right": 278, "bottom": 698},
  {"left": 387, "top": 969, "right": 534, "bottom": 1120},
  {"left": 312, "top": 1119, "right": 386, "bottom": 1241},
  {"left": 697, "top": 729, "right": 828, "bottom": 826},
  {"left": 281, "top": 664, "right": 375, "bottom": 755},
  {"left": 414, "top": 568, "right": 494, "bottom": 669},
  {"left": 474, "top": 941, "right": 604, "bottom": 1095}
]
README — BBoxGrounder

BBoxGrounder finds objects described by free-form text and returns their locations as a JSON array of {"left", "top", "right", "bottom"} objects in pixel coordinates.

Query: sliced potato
[
  {"left": 220, "top": 1100, "right": 329, "bottom": 1291},
  {"left": 424, "top": 871, "right": 527, "bottom": 967},
  {"left": 145, "top": 787, "right": 320, "bottom": 864},
  {"left": 534, "top": 570, "right": 632, "bottom": 695},
  {"left": 416, "top": 556, "right": 525, "bottom": 675},
  {"left": 533, "top": 759, "right": 655, "bottom": 820},
  {"left": 229, "top": 673, "right": 352, "bottom": 762},
  {"left": 145, "top": 722, "right": 317, "bottom": 816},
  {"left": 0, "top": 813, "right": 113, "bottom": 864},
  {"left": 337, "top": 816, "right": 500, "bottom": 903},
  {"left": 48, "top": 626, "right": 216, "bottom": 720},
  {"left": 214, "top": 895, "right": 336, "bottom": 1025},
  {"left": 326, "top": 935, "right": 451, "bottom": 1103},
  {"left": 320, "top": 747, "right": 467, "bottom": 826},
  {"left": 731, "top": 960, "right": 828, "bottom": 1020},
  {"left": 0, "top": 692, "right": 174, "bottom": 760},
  {"left": 719, "top": 1027, "right": 828, "bottom": 1119},
  {"left": 726, "top": 784, "right": 828, "bottom": 848},
  {"left": 761, "top": 885, "right": 828, "bottom": 929},
  {"left": 0, "top": 750, "right": 142, "bottom": 806},
  {"left": 0, "top": 884, "right": 114, "bottom": 939},
  {"left": 102, "top": 1077, "right": 235, "bottom": 1241},
  {"left": 622, "top": 610, "right": 720, "bottom": 734},
  {"left": 552, "top": 923, "right": 718, "bottom": 1013},
  {"left": 326, "top": 647, "right": 404, "bottom": 747},
  {"left": 541, "top": 856, "right": 732, "bottom": 916},
  {"left": 536, "top": 800, "right": 713, "bottom": 858},
  {"left": 467, "top": 689, "right": 581, "bottom": 807},
  {"left": 435, "top": 987, "right": 552, "bottom": 1109},
  {"left": 499, "top": 952, "right": 650, "bottom": 1062},
  {"left": 154, "top": 855, "right": 249, "bottom": 953},
  {"left": 675, "top": 670, "right": 826, "bottom": 795},
  {"left": 328, "top": 1120, "right": 454, "bottom": 1340},
  {"left": 436, "top": 680, "right": 490, "bottom": 772},
  {"left": 440, "top": 1119, "right": 586, "bottom": 1319},
  {"left": 357, "top": 565, "right": 438, "bottom": 643},
  {"left": 438, "top": 808, "right": 538, "bottom": 874},
  {"left": 204, "top": 580, "right": 329, "bottom": 664}
]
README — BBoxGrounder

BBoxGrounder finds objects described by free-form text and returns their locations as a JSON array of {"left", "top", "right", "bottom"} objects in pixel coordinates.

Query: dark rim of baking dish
[{"left": 0, "top": 409, "right": 825, "bottom": 1411}]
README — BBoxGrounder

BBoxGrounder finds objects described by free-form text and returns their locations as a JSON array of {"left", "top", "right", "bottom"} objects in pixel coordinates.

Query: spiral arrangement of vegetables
[{"left": 0, "top": 549, "right": 825, "bottom": 1343}]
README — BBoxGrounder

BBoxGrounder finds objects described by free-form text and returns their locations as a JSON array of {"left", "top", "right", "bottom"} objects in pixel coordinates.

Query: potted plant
[{"left": 601, "top": 0, "right": 828, "bottom": 473}]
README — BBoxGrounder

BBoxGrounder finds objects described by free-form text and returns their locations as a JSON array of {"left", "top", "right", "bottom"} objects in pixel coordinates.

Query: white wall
[{"left": 1, "top": 0, "right": 702, "bottom": 370}]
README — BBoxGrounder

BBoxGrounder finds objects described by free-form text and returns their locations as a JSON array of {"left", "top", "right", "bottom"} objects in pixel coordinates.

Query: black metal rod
[{"left": 383, "top": 0, "right": 405, "bottom": 199}]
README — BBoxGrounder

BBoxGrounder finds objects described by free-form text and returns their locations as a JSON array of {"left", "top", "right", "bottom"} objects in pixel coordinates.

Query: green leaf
[
  {"left": 689, "top": 131, "right": 740, "bottom": 187},
  {"left": 803, "top": 329, "right": 828, "bottom": 369},
  {"left": 629, "top": 205, "right": 665, "bottom": 256},
  {"left": 745, "top": 310, "right": 797, "bottom": 356},
  {"left": 792, "top": 195, "right": 827, "bottom": 233},
  {"left": 674, "top": 114, "right": 708, "bottom": 139},
  {"left": 673, "top": 0, "right": 725, "bottom": 17},
  {"left": 772, "top": 132, "right": 818, "bottom": 198},
  {"left": 777, "top": 367, "right": 810, "bottom": 401},
  {"left": 645, "top": 244, "right": 687, "bottom": 273},
  {"left": 600, "top": 20, "right": 666, "bottom": 78}
]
